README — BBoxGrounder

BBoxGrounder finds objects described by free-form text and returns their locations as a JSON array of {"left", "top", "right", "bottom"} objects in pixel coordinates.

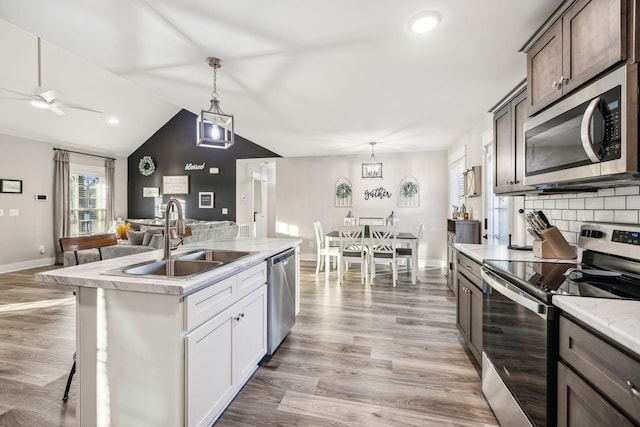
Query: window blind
[{"left": 449, "top": 157, "right": 465, "bottom": 212}]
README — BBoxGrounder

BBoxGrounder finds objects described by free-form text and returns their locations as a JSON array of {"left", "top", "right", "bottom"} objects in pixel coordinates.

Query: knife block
[{"left": 532, "top": 227, "right": 577, "bottom": 259}]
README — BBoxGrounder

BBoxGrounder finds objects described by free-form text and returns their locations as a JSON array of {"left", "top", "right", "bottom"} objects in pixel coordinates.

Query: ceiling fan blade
[
  {"left": 0, "top": 97, "right": 31, "bottom": 101},
  {"left": 48, "top": 103, "right": 65, "bottom": 115},
  {"left": 34, "top": 88, "right": 58, "bottom": 103},
  {"left": 56, "top": 99, "right": 103, "bottom": 114},
  {"left": 0, "top": 88, "right": 32, "bottom": 99}
]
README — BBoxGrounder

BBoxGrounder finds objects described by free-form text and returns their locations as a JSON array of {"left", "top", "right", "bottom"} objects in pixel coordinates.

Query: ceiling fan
[{"left": 0, "top": 37, "right": 102, "bottom": 115}]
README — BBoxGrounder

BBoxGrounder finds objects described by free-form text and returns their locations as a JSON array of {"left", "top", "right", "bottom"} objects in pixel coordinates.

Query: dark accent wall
[{"left": 128, "top": 109, "right": 279, "bottom": 221}]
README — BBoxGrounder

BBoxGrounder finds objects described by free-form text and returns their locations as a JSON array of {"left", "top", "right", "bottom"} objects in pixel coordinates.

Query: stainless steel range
[{"left": 481, "top": 222, "right": 640, "bottom": 427}]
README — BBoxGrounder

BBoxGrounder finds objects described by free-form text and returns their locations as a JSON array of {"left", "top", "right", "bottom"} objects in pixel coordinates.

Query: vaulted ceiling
[{"left": 0, "top": 1, "right": 561, "bottom": 158}]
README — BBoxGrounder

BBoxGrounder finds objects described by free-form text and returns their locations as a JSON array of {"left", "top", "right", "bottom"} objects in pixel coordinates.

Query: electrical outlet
[
  {"left": 39, "top": 245, "right": 45, "bottom": 254},
  {"left": 0, "top": 209, "right": 3, "bottom": 216},
  {"left": 309, "top": 241, "right": 314, "bottom": 248},
  {"left": 9, "top": 209, "right": 18, "bottom": 217},
  {"left": 222, "top": 208, "right": 228, "bottom": 214}
]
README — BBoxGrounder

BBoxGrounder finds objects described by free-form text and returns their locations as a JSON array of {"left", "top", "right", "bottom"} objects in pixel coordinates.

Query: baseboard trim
[{"left": 0, "top": 257, "right": 56, "bottom": 274}]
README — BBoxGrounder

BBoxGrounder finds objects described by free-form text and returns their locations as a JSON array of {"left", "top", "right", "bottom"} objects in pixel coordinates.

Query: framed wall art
[
  {"left": 162, "top": 175, "right": 189, "bottom": 195},
  {"left": 199, "top": 192, "right": 214, "bottom": 208},
  {"left": 0, "top": 179, "right": 22, "bottom": 194}
]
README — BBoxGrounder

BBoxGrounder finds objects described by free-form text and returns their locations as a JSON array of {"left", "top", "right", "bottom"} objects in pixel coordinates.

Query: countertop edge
[
  {"left": 553, "top": 295, "right": 640, "bottom": 356},
  {"left": 36, "top": 237, "right": 301, "bottom": 296}
]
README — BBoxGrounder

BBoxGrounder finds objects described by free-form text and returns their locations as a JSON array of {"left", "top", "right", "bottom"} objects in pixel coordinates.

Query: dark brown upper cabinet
[{"left": 526, "top": 0, "right": 626, "bottom": 115}]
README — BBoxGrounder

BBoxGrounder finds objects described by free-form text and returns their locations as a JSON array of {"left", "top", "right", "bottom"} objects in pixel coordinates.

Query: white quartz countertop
[
  {"left": 454, "top": 243, "right": 577, "bottom": 264},
  {"left": 36, "top": 237, "right": 301, "bottom": 296},
  {"left": 553, "top": 296, "right": 640, "bottom": 356}
]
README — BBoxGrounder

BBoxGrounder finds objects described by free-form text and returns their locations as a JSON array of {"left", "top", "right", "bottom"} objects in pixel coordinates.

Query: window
[
  {"left": 449, "top": 157, "right": 465, "bottom": 213},
  {"left": 69, "top": 164, "right": 107, "bottom": 236},
  {"left": 484, "top": 144, "right": 510, "bottom": 245}
]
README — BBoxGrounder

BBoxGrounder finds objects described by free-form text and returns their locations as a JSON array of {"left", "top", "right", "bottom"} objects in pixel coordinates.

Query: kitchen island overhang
[{"left": 36, "top": 237, "right": 301, "bottom": 427}]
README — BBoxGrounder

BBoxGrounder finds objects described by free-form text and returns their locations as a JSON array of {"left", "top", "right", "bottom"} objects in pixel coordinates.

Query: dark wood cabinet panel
[
  {"left": 528, "top": 20, "right": 563, "bottom": 111},
  {"left": 456, "top": 253, "right": 483, "bottom": 365},
  {"left": 492, "top": 88, "right": 535, "bottom": 194},
  {"left": 527, "top": 0, "right": 626, "bottom": 115},
  {"left": 557, "top": 362, "right": 635, "bottom": 427}
]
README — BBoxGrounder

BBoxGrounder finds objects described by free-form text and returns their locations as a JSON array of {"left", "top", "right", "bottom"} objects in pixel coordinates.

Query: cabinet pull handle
[
  {"left": 234, "top": 313, "right": 245, "bottom": 322},
  {"left": 627, "top": 381, "right": 640, "bottom": 398}
]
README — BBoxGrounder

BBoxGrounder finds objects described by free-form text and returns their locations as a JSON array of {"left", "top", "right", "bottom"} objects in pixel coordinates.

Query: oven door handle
[
  {"left": 580, "top": 97, "right": 602, "bottom": 163},
  {"left": 482, "top": 270, "right": 551, "bottom": 320}
]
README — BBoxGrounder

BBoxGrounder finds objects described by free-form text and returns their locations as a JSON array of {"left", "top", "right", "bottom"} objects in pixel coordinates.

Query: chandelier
[
  {"left": 196, "top": 57, "right": 234, "bottom": 149},
  {"left": 362, "top": 142, "right": 382, "bottom": 178}
]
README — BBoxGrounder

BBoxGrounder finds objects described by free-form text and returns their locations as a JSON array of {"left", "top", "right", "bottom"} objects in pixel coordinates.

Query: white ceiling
[{"left": 0, "top": 0, "right": 561, "bottom": 158}]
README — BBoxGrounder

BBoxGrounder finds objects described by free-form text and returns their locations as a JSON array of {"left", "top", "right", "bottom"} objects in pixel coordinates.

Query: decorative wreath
[
  {"left": 335, "top": 183, "right": 352, "bottom": 198},
  {"left": 400, "top": 181, "right": 418, "bottom": 198},
  {"left": 138, "top": 156, "right": 155, "bottom": 176}
]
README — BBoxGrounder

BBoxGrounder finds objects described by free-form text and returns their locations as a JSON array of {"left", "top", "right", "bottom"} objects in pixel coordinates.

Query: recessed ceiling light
[
  {"left": 409, "top": 11, "right": 441, "bottom": 34},
  {"left": 108, "top": 117, "right": 119, "bottom": 125}
]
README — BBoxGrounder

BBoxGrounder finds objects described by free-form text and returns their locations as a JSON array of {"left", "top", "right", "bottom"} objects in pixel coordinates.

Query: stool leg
[{"left": 62, "top": 354, "right": 76, "bottom": 401}]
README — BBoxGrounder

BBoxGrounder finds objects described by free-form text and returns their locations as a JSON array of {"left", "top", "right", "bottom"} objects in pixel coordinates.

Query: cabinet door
[
  {"left": 562, "top": 0, "right": 625, "bottom": 93},
  {"left": 527, "top": 19, "right": 563, "bottom": 114},
  {"left": 456, "top": 273, "right": 470, "bottom": 339},
  {"left": 234, "top": 285, "right": 267, "bottom": 385},
  {"left": 185, "top": 308, "right": 235, "bottom": 427},
  {"left": 468, "top": 282, "right": 483, "bottom": 364},
  {"left": 493, "top": 103, "right": 513, "bottom": 193},
  {"left": 557, "top": 362, "right": 635, "bottom": 427},
  {"left": 512, "top": 90, "right": 529, "bottom": 189}
]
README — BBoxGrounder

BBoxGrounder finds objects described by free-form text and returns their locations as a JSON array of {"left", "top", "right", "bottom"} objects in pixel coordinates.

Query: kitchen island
[{"left": 36, "top": 237, "right": 301, "bottom": 427}]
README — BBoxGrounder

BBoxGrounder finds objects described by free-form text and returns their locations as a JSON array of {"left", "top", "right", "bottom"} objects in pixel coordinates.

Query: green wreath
[
  {"left": 336, "top": 183, "right": 352, "bottom": 198},
  {"left": 138, "top": 156, "right": 155, "bottom": 176},
  {"left": 400, "top": 181, "right": 418, "bottom": 197}
]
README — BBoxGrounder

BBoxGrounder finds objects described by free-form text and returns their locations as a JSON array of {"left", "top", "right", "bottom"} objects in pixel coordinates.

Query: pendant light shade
[
  {"left": 197, "top": 57, "right": 234, "bottom": 149},
  {"left": 362, "top": 142, "right": 382, "bottom": 178}
]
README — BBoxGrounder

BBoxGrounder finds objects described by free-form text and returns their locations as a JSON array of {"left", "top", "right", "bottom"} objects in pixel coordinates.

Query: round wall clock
[{"left": 138, "top": 156, "right": 155, "bottom": 176}]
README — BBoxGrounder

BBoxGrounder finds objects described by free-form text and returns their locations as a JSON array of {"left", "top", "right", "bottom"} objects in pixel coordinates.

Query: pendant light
[
  {"left": 197, "top": 57, "right": 234, "bottom": 149},
  {"left": 362, "top": 142, "right": 382, "bottom": 178}
]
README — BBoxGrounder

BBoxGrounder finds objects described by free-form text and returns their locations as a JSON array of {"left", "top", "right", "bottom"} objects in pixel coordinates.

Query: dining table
[{"left": 324, "top": 230, "right": 418, "bottom": 284}]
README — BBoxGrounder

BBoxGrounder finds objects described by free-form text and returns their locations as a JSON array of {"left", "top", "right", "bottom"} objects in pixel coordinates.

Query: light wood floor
[{"left": 0, "top": 262, "right": 497, "bottom": 426}]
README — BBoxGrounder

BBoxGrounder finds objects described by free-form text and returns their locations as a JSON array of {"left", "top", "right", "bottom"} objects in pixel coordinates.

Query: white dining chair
[
  {"left": 397, "top": 223, "right": 424, "bottom": 272},
  {"left": 313, "top": 221, "right": 339, "bottom": 275},
  {"left": 369, "top": 225, "right": 398, "bottom": 287},
  {"left": 338, "top": 225, "right": 368, "bottom": 285}
]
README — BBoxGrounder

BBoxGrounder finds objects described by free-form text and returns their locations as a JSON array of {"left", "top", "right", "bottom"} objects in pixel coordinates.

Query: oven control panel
[{"left": 579, "top": 222, "right": 640, "bottom": 259}]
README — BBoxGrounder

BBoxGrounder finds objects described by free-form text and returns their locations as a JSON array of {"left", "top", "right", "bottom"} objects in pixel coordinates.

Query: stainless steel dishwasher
[{"left": 266, "top": 248, "right": 296, "bottom": 355}]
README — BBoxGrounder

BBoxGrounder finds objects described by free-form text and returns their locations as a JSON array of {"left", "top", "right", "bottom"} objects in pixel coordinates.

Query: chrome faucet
[{"left": 164, "top": 198, "right": 185, "bottom": 260}]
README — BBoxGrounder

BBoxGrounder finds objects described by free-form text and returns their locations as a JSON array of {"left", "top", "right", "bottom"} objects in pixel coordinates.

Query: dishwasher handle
[{"left": 269, "top": 248, "right": 295, "bottom": 266}]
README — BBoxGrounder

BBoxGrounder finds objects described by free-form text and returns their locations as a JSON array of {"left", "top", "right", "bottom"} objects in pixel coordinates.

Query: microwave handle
[{"left": 580, "top": 97, "right": 602, "bottom": 163}]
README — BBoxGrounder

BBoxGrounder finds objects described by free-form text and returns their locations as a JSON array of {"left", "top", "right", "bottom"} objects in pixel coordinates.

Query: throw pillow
[
  {"left": 143, "top": 228, "right": 164, "bottom": 246},
  {"left": 126, "top": 230, "right": 145, "bottom": 245},
  {"left": 116, "top": 223, "right": 132, "bottom": 239}
]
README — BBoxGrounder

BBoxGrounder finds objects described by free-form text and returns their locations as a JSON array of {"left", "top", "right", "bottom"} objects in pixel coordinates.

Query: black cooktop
[{"left": 483, "top": 259, "right": 640, "bottom": 303}]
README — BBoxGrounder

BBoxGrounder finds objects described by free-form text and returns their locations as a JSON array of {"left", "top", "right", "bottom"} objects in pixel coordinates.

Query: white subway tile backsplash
[
  {"left": 594, "top": 210, "right": 615, "bottom": 222},
  {"left": 604, "top": 196, "right": 626, "bottom": 210},
  {"left": 614, "top": 210, "right": 639, "bottom": 224},
  {"left": 614, "top": 186, "right": 639, "bottom": 196},
  {"left": 597, "top": 188, "right": 615, "bottom": 197},
  {"left": 627, "top": 195, "right": 640, "bottom": 209},
  {"left": 569, "top": 199, "right": 585, "bottom": 210},
  {"left": 523, "top": 186, "right": 640, "bottom": 242},
  {"left": 585, "top": 197, "right": 604, "bottom": 209},
  {"left": 576, "top": 210, "right": 594, "bottom": 221}
]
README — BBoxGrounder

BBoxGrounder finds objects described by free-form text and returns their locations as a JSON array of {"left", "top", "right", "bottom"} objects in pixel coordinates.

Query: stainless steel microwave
[{"left": 524, "top": 65, "right": 639, "bottom": 188}]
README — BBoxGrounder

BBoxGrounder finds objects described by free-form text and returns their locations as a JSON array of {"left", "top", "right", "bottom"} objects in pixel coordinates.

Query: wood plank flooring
[{"left": 0, "top": 262, "right": 498, "bottom": 426}]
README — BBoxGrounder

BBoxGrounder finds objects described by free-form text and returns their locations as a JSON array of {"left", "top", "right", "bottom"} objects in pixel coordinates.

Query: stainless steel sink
[
  {"left": 105, "top": 259, "right": 223, "bottom": 279},
  {"left": 177, "top": 249, "right": 252, "bottom": 263}
]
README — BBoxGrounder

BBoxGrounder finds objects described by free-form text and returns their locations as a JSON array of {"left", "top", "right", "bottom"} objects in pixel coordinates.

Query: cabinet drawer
[
  {"left": 559, "top": 316, "right": 640, "bottom": 424},
  {"left": 457, "top": 252, "right": 481, "bottom": 284},
  {"left": 236, "top": 262, "right": 267, "bottom": 299},
  {"left": 185, "top": 275, "right": 236, "bottom": 332}
]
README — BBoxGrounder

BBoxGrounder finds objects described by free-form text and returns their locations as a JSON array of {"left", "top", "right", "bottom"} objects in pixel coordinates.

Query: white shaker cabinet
[{"left": 185, "top": 284, "right": 266, "bottom": 427}]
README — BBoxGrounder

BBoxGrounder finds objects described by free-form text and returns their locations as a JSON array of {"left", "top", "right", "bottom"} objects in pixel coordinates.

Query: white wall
[
  {"left": 0, "top": 134, "right": 127, "bottom": 272},
  {"left": 274, "top": 150, "right": 448, "bottom": 266}
]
